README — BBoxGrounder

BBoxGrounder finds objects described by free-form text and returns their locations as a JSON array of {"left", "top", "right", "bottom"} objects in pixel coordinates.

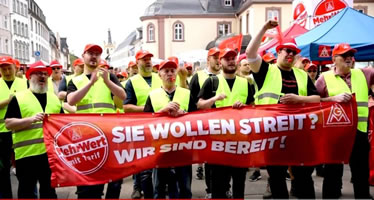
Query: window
[
  {"left": 224, "top": 0, "right": 232, "bottom": 6},
  {"left": 20, "top": 2, "right": 24, "bottom": 15},
  {"left": 3, "top": 16, "right": 7, "bottom": 30},
  {"left": 21, "top": 23, "right": 24, "bottom": 36},
  {"left": 354, "top": 6, "right": 367, "bottom": 14},
  {"left": 5, "top": 39, "right": 9, "bottom": 54},
  {"left": 266, "top": 7, "right": 281, "bottom": 21},
  {"left": 217, "top": 22, "right": 231, "bottom": 37},
  {"left": 246, "top": 12, "right": 249, "bottom": 34},
  {"left": 239, "top": 17, "right": 242, "bottom": 34},
  {"left": 173, "top": 22, "right": 184, "bottom": 41},
  {"left": 30, "top": 18, "right": 33, "bottom": 31},
  {"left": 12, "top": 0, "right": 15, "bottom": 12},
  {"left": 13, "top": 20, "right": 16, "bottom": 34},
  {"left": 16, "top": 0, "right": 19, "bottom": 13},
  {"left": 14, "top": 41, "right": 18, "bottom": 58},
  {"left": 24, "top": 4, "right": 27, "bottom": 16},
  {"left": 31, "top": 41, "right": 34, "bottom": 56},
  {"left": 147, "top": 23, "right": 155, "bottom": 42},
  {"left": 25, "top": 24, "right": 28, "bottom": 37},
  {"left": 17, "top": 21, "right": 20, "bottom": 35}
]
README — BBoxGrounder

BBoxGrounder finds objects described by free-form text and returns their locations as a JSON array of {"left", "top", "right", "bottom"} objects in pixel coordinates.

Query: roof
[
  {"left": 142, "top": 0, "right": 242, "bottom": 17},
  {"left": 113, "top": 30, "right": 137, "bottom": 53}
]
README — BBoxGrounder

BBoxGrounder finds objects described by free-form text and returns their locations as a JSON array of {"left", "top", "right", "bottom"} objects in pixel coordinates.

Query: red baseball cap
[
  {"left": 219, "top": 48, "right": 237, "bottom": 60},
  {"left": 275, "top": 39, "right": 301, "bottom": 54},
  {"left": 13, "top": 59, "right": 21, "bottom": 68},
  {"left": 121, "top": 71, "right": 128, "bottom": 78},
  {"left": 262, "top": 52, "right": 277, "bottom": 63},
  {"left": 84, "top": 44, "right": 103, "bottom": 54},
  {"left": 0, "top": 56, "right": 14, "bottom": 66},
  {"left": 208, "top": 47, "right": 220, "bottom": 57},
  {"left": 184, "top": 62, "right": 193, "bottom": 69},
  {"left": 135, "top": 50, "right": 153, "bottom": 60},
  {"left": 50, "top": 60, "right": 62, "bottom": 68},
  {"left": 128, "top": 61, "right": 137, "bottom": 68},
  {"left": 159, "top": 60, "right": 178, "bottom": 70},
  {"left": 153, "top": 64, "right": 160, "bottom": 70},
  {"left": 332, "top": 43, "right": 357, "bottom": 57},
  {"left": 73, "top": 58, "right": 84, "bottom": 67},
  {"left": 305, "top": 63, "right": 317, "bottom": 71},
  {"left": 168, "top": 56, "right": 179, "bottom": 66},
  {"left": 300, "top": 57, "right": 310, "bottom": 63},
  {"left": 99, "top": 60, "right": 109, "bottom": 69},
  {"left": 26, "top": 61, "right": 52, "bottom": 80}
]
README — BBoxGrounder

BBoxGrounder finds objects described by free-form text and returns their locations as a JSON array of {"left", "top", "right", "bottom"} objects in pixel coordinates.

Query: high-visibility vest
[
  {"left": 121, "top": 80, "right": 127, "bottom": 88},
  {"left": 47, "top": 78, "right": 56, "bottom": 94},
  {"left": 72, "top": 73, "right": 115, "bottom": 113},
  {"left": 197, "top": 71, "right": 209, "bottom": 89},
  {"left": 150, "top": 87, "right": 190, "bottom": 112},
  {"left": 215, "top": 74, "right": 248, "bottom": 108},
  {"left": 131, "top": 73, "right": 162, "bottom": 106},
  {"left": 0, "top": 77, "right": 28, "bottom": 132},
  {"left": 254, "top": 64, "right": 308, "bottom": 105},
  {"left": 66, "top": 74, "right": 74, "bottom": 86},
  {"left": 324, "top": 69, "right": 369, "bottom": 132},
  {"left": 13, "top": 90, "right": 61, "bottom": 160}
]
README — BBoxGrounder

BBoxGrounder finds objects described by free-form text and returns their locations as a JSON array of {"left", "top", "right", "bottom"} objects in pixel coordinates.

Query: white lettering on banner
[
  {"left": 114, "top": 147, "right": 155, "bottom": 164},
  {"left": 159, "top": 140, "right": 206, "bottom": 153},
  {"left": 59, "top": 136, "right": 107, "bottom": 156},
  {"left": 211, "top": 137, "right": 281, "bottom": 154},
  {"left": 112, "top": 126, "right": 145, "bottom": 143}
]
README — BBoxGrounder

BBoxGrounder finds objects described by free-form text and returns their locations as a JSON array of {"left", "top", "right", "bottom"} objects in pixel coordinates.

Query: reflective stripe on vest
[
  {"left": 0, "top": 77, "right": 28, "bottom": 133},
  {"left": 131, "top": 73, "right": 162, "bottom": 106},
  {"left": 254, "top": 64, "right": 308, "bottom": 105},
  {"left": 323, "top": 69, "right": 369, "bottom": 132},
  {"left": 13, "top": 90, "right": 61, "bottom": 160},
  {"left": 215, "top": 75, "right": 248, "bottom": 108},
  {"left": 197, "top": 71, "right": 209, "bottom": 89},
  {"left": 72, "top": 73, "right": 115, "bottom": 113},
  {"left": 150, "top": 87, "right": 190, "bottom": 112}
]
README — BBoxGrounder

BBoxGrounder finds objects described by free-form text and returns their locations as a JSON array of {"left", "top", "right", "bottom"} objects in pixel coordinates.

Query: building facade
[
  {"left": 0, "top": 0, "right": 11, "bottom": 57},
  {"left": 28, "top": 0, "right": 50, "bottom": 63},
  {"left": 10, "top": 0, "right": 30, "bottom": 63}
]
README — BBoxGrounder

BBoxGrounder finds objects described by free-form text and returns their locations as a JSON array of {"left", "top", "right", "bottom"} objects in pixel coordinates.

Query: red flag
[{"left": 218, "top": 34, "right": 243, "bottom": 52}]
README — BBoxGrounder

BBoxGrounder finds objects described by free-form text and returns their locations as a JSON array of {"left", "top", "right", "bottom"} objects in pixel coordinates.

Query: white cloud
[{"left": 35, "top": 0, "right": 155, "bottom": 56}]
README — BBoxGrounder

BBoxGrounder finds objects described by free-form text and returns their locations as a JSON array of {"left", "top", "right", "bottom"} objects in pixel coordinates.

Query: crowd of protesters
[{"left": 0, "top": 20, "right": 373, "bottom": 199}]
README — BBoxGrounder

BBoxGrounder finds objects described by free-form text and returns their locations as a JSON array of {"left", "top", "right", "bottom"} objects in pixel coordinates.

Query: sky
[{"left": 36, "top": 0, "right": 155, "bottom": 56}]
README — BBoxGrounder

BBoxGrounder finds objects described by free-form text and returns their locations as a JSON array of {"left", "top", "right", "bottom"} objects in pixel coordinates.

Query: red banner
[
  {"left": 43, "top": 100, "right": 357, "bottom": 187},
  {"left": 218, "top": 34, "right": 243, "bottom": 52},
  {"left": 368, "top": 107, "right": 374, "bottom": 185}
]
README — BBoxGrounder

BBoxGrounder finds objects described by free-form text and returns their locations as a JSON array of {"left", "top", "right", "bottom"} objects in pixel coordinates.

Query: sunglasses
[
  {"left": 308, "top": 70, "right": 317, "bottom": 73},
  {"left": 340, "top": 52, "right": 355, "bottom": 58},
  {"left": 52, "top": 67, "right": 61, "bottom": 70},
  {"left": 282, "top": 48, "right": 297, "bottom": 55}
]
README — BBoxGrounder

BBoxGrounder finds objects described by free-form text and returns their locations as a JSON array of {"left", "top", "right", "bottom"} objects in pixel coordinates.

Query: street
[{"left": 10, "top": 164, "right": 371, "bottom": 199}]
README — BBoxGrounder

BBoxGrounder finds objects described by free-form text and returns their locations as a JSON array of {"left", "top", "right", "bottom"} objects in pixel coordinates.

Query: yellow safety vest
[
  {"left": 131, "top": 73, "right": 162, "bottom": 106},
  {"left": 72, "top": 73, "right": 115, "bottom": 113},
  {"left": 254, "top": 64, "right": 308, "bottom": 105},
  {"left": 13, "top": 90, "right": 61, "bottom": 160},
  {"left": 0, "top": 77, "right": 28, "bottom": 132},
  {"left": 197, "top": 71, "right": 209, "bottom": 89},
  {"left": 150, "top": 87, "right": 190, "bottom": 112},
  {"left": 323, "top": 69, "right": 369, "bottom": 132},
  {"left": 215, "top": 74, "right": 248, "bottom": 108}
]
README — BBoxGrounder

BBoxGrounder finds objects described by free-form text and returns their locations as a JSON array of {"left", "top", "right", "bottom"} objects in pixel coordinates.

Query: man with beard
[
  {"left": 123, "top": 50, "right": 161, "bottom": 198},
  {"left": 0, "top": 56, "right": 28, "bottom": 198},
  {"left": 5, "top": 61, "right": 62, "bottom": 198},
  {"left": 144, "top": 60, "right": 196, "bottom": 199},
  {"left": 246, "top": 20, "right": 320, "bottom": 199},
  {"left": 67, "top": 44, "right": 126, "bottom": 199},
  {"left": 188, "top": 47, "right": 221, "bottom": 197},
  {"left": 197, "top": 48, "right": 255, "bottom": 199},
  {"left": 316, "top": 43, "right": 374, "bottom": 199}
]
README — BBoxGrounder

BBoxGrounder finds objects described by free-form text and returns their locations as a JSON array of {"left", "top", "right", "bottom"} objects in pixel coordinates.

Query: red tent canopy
[{"left": 257, "top": 23, "right": 308, "bottom": 56}]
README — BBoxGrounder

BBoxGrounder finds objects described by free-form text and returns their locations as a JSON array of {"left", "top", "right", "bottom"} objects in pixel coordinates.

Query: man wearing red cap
[
  {"left": 188, "top": 47, "right": 221, "bottom": 197},
  {"left": 5, "top": 60, "right": 62, "bottom": 198},
  {"left": 144, "top": 60, "right": 196, "bottom": 199},
  {"left": 127, "top": 61, "right": 138, "bottom": 77},
  {"left": 0, "top": 56, "right": 27, "bottom": 198},
  {"left": 184, "top": 62, "right": 194, "bottom": 82},
  {"left": 197, "top": 48, "right": 255, "bottom": 199},
  {"left": 316, "top": 43, "right": 374, "bottom": 199},
  {"left": 67, "top": 44, "right": 126, "bottom": 199},
  {"left": 246, "top": 20, "right": 320, "bottom": 199},
  {"left": 48, "top": 60, "right": 63, "bottom": 96},
  {"left": 123, "top": 50, "right": 160, "bottom": 198},
  {"left": 305, "top": 63, "right": 318, "bottom": 83}
]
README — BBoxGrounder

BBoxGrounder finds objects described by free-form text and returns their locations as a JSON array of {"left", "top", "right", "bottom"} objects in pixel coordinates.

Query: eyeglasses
[
  {"left": 340, "top": 52, "right": 355, "bottom": 59},
  {"left": 282, "top": 48, "right": 297, "bottom": 55},
  {"left": 51, "top": 67, "right": 61, "bottom": 70},
  {"left": 308, "top": 70, "right": 317, "bottom": 73}
]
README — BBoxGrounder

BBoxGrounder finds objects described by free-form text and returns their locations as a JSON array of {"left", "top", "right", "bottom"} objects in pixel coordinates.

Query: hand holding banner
[{"left": 44, "top": 99, "right": 357, "bottom": 187}]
